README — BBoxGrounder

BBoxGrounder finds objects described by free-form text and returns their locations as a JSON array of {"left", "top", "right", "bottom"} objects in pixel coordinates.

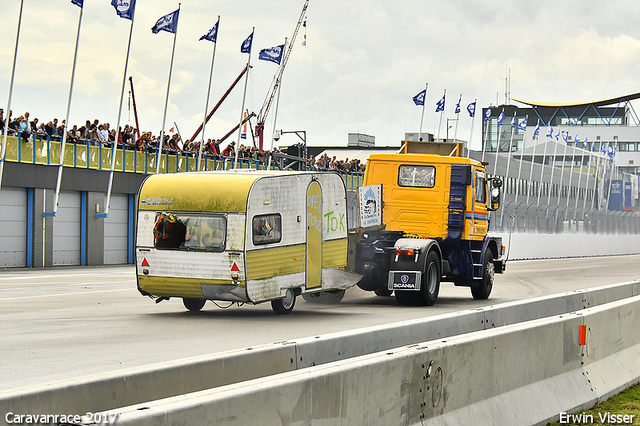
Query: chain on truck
[{"left": 350, "top": 140, "right": 506, "bottom": 306}]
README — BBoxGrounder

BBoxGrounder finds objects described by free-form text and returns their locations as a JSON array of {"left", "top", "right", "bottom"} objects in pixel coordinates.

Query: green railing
[{"left": 1, "top": 134, "right": 364, "bottom": 190}]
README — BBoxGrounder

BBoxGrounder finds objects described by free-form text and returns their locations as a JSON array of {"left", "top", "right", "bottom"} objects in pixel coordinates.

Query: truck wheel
[
  {"left": 302, "top": 290, "right": 345, "bottom": 304},
  {"left": 419, "top": 251, "right": 441, "bottom": 306},
  {"left": 183, "top": 298, "right": 206, "bottom": 312},
  {"left": 471, "top": 249, "right": 494, "bottom": 300},
  {"left": 271, "top": 289, "right": 296, "bottom": 314},
  {"left": 374, "top": 287, "right": 393, "bottom": 297}
]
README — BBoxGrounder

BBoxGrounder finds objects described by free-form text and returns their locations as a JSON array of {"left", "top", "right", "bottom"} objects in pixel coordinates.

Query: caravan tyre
[
  {"left": 183, "top": 298, "right": 206, "bottom": 312},
  {"left": 271, "top": 289, "right": 296, "bottom": 314}
]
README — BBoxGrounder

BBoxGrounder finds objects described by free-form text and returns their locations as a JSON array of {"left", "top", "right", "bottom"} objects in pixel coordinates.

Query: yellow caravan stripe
[
  {"left": 246, "top": 244, "right": 306, "bottom": 281},
  {"left": 322, "top": 238, "right": 348, "bottom": 268},
  {"left": 138, "top": 275, "right": 240, "bottom": 298}
]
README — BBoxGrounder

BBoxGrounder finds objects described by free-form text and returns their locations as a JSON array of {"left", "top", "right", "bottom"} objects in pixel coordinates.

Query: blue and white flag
[
  {"left": 518, "top": 117, "right": 527, "bottom": 132},
  {"left": 511, "top": 115, "right": 516, "bottom": 128},
  {"left": 71, "top": 0, "right": 83, "bottom": 7},
  {"left": 555, "top": 130, "right": 560, "bottom": 141},
  {"left": 111, "top": 0, "right": 135, "bottom": 20},
  {"left": 575, "top": 135, "right": 580, "bottom": 145},
  {"left": 546, "top": 125, "right": 553, "bottom": 138},
  {"left": 435, "top": 95, "right": 445, "bottom": 112},
  {"left": 561, "top": 131, "right": 568, "bottom": 143},
  {"left": 483, "top": 107, "right": 491, "bottom": 121},
  {"left": 259, "top": 44, "right": 285, "bottom": 65},
  {"left": 534, "top": 122, "right": 540, "bottom": 137},
  {"left": 241, "top": 32, "right": 253, "bottom": 54},
  {"left": 583, "top": 137, "right": 588, "bottom": 149},
  {"left": 455, "top": 95, "right": 462, "bottom": 114},
  {"left": 152, "top": 9, "right": 179, "bottom": 34},
  {"left": 412, "top": 89, "right": 426, "bottom": 106},
  {"left": 467, "top": 102, "right": 476, "bottom": 117},
  {"left": 608, "top": 144, "right": 616, "bottom": 160},
  {"left": 200, "top": 21, "right": 219, "bottom": 42},
  {"left": 497, "top": 111, "right": 505, "bottom": 126},
  {"left": 600, "top": 142, "right": 607, "bottom": 154}
]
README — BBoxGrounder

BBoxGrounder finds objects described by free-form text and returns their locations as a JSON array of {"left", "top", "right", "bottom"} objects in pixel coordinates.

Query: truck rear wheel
[
  {"left": 183, "top": 298, "right": 206, "bottom": 312},
  {"left": 394, "top": 251, "right": 440, "bottom": 306},
  {"left": 471, "top": 249, "right": 494, "bottom": 300},
  {"left": 271, "top": 289, "right": 296, "bottom": 314}
]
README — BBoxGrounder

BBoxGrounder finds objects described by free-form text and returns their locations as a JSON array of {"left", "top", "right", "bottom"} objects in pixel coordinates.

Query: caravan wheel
[
  {"left": 271, "top": 289, "right": 296, "bottom": 314},
  {"left": 183, "top": 298, "right": 206, "bottom": 312}
]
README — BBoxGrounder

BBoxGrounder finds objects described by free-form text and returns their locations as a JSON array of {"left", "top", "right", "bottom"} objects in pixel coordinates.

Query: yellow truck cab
[
  {"left": 135, "top": 170, "right": 362, "bottom": 314},
  {"left": 354, "top": 141, "right": 505, "bottom": 305}
]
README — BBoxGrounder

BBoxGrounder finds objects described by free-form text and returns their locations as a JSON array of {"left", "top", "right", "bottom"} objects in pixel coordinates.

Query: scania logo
[
  {"left": 394, "top": 283, "right": 416, "bottom": 289},
  {"left": 400, "top": 274, "right": 409, "bottom": 284}
]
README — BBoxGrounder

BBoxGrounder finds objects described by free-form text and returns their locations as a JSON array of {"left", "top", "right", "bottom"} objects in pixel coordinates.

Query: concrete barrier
[
  {"left": 0, "top": 281, "right": 638, "bottom": 425},
  {"left": 73, "top": 296, "right": 640, "bottom": 426}
]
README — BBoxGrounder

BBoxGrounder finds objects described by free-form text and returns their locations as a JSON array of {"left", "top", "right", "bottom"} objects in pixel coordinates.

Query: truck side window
[
  {"left": 475, "top": 170, "right": 487, "bottom": 204},
  {"left": 398, "top": 165, "right": 436, "bottom": 188},
  {"left": 253, "top": 214, "right": 282, "bottom": 245}
]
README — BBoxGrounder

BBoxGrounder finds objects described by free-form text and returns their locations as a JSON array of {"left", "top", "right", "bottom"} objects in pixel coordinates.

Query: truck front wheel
[{"left": 471, "top": 249, "right": 494, "bottom": 300}]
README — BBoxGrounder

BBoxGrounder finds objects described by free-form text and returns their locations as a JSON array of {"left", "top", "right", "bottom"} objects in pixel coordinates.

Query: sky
[{"left": 1, "top": 0, "right": 640, "bottom": 152}]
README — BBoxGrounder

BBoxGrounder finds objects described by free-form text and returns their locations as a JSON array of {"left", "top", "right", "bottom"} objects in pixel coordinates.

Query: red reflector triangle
[
  {"left": 141, "top": 258, "right": 150, "bottom": 267},
  {"left": 230, "top": 262, "right": 240, "bottom": 272}
]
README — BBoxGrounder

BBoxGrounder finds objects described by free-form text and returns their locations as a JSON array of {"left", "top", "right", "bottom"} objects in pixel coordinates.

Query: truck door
[
  {"left": 471, "top": 167, "right": 489, "bottom": 239},
  {"left": 306, "top": 180, "right": 322, "bottom": 289}
]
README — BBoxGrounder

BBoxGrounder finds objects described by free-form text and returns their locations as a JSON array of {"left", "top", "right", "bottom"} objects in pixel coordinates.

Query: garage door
[
  {"left": 0, "top": 187, "right": 27, "bottom": 267},
  {"left": 104, "top": 194, "right": 129, "bottom": 264},
  {"left": 53, "top": 192, "right": 81, "bottom": 266}
]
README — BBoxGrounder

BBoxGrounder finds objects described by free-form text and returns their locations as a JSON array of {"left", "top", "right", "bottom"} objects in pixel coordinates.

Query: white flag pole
[
  {"left": 499, "top": 112, "right": 517, "bottom": 227},
  {"left": 269, "top": 38, "right": 288, "bottom": 154},
  {"left": 418, "top": 83, "right": 428, "bottom": 142},
  {"left": 513, "top": 114, "right": 528, "bottom": 208},
  {"left": 573, "top": 139, "right": 586, "bottom": 212},
  {"left": 102, "top": 7, "right": 136, "bottom": 218},
  {"left": 556, "top": 132, "right": 569, "bottom": 207},
  {"left": 0, "top": 0, "right": 24, "bottom": 191},
  {"left": 605, "top": 141, "right": 618, "bottom": 211},
  {"left": 452, "top": 94, "right": 461, "bottom": 143},
  {"left": 49, "top": 3, "right": 84, "bottom": 217},
  {"left": 468, "top": 98, "right": 476, "bottom": 150},
  {"left": 436, "top": 89, "right": 446, "bottom": 140},
  {"left": 481, "top": 104, "right": 491, "bottom": 165},
  {"left": 546, "top": 135, "right": 561, "bottom": 206},
  {"left": 234, "top": 28, "right": 254, "bottom": 169},
  {"left": 197, "top": 16, "right": 220, "bottom": 171},
  {"left": 527, "top": 119, "right": 539, "bottom": 206},
  {"left": 492, "top": 108, "right": 505, "bottom": 176},
  {"left": 155, "top": 6, "right": 181, "bottom": 175}
]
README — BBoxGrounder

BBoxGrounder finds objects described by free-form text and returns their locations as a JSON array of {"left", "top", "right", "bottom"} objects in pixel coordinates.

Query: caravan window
[
  {"left": 252, "top": 214, "right": 282, "bottom": 245},
  {"left": 398, "top": 165, "right": 436, "bottom": 188},
  {"left": 153, "top": 213, "right": 226, "bottom": 251}
]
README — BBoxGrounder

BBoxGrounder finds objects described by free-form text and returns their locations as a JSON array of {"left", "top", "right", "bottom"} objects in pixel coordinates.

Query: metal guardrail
[{"left": 0, "top": 134, "right": 365, "bottom": 190}]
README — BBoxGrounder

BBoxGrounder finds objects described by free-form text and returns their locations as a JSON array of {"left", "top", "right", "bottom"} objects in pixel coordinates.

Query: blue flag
[
  {"left": 483, "top": 107, "right": 491, "bottom": 121},
  {"left": 152, "top": 9, "right": 180, "bottom": 34},
  {"left": 583, "top": 137, "right": 588, "bottom": 149},
  {"left": 511, "top": 116, "right": 516, "bottom": 128},
  {"left": 467, "top": 102, "right": 476, "bottom": 117},
  {"left": 200, "top": 22, "right": 219, "bottom": 42},
  {"left": 600, "top": 142, "right": 606, "bottom": 154},
  {"left": 497, "top": 111, "right": 505, "bottom": 126},
  {"left": 518, "top": 118, "right": 527, "bottom": 131},
  {"left": 561, "top": 131, "right": 568, "bottom": 143},
  {"left": 455, "top": 95, "right": 461, "bottom": 114},
  {"left": 575, "top": 135, "right": 580, "bottom": 145},
  {"left": 413, "top": 89, "right": 426, "bottom": 106},
  {"left": 534, "top": 122, "right": 540, "bottom": 137},
  {"left": 546, "top": 125, "right": 553, "bottom": 138},
  {"left": 435, "top": 95, "right": 445, "bottom": 112},
  {"left": 241, "top": 32, "right": 253, "bottom": 54},
  {"left": 71, "top": 0, "right": 83, "bottom": 7},
  {"left": 111, "top": 0, "right": 135, "bottom": 20},
  {"left": 259, "top": 44, "right": 285, "bottom": 65},
  {"left": 555, "top": 130, "right": 560, "bottom": 140},
  {"left": 608, "top": 144, "right": 615, "bottom": 160}
]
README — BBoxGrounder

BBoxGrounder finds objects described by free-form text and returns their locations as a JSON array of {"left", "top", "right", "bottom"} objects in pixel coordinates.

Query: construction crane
[{"left": 255, "top": 0, "right": 309, "bottom": 150}]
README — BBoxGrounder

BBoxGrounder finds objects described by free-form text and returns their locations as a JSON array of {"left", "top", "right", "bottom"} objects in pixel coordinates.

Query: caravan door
[{"left": 306, "top": 180, "right": 322, "bottom": 289}]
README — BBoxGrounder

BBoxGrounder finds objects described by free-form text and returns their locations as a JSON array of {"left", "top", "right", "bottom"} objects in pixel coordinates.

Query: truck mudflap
[{"left": 387, "top": 238, "right": 441, "bottom": 292}]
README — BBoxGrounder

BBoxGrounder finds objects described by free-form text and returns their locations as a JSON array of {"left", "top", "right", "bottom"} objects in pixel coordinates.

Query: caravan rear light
[{"left": 231, "top": 272, "right": 239, "bottom": 281}]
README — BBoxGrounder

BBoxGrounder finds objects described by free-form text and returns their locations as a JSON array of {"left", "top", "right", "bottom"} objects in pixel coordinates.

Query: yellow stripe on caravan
[
  {"left": 246, "top": 244, "right": 306, "bottom": 281},
  {"left": 138, "top": 172, "right": 264, "bottom": 213},
  {"left": 322, "top": 238, "right": 348, "bottom": 268},
  {"left": 138, "top": 275, "right": 240, "bottom": 298}
]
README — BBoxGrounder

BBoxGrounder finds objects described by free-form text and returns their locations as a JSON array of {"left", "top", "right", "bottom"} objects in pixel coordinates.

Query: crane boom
[{"left": 256, "top": 0, "right": 309, "bottom": 149}]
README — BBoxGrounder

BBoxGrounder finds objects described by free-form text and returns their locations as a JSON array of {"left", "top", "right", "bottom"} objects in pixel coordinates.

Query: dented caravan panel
[{"left": 135, "top": 171, "right": 358, "bottom": 308}]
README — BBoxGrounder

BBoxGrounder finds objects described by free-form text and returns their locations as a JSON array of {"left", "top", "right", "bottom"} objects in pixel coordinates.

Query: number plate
[{"left": 389, "top": 271, "right": 421, "bottom": 291}]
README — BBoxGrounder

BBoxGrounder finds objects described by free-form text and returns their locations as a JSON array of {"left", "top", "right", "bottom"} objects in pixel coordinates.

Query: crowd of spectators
[{"left": 0, "top": 108, "right": 364, "bottom": 173}]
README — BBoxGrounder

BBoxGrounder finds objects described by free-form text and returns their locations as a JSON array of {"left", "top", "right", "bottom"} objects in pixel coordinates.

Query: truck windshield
[
  {"left": 398, "top": 165, "right": 436, "bottom": 188},
  {"left": 153, "top": 213, "right": 226, "bottom": 251}
]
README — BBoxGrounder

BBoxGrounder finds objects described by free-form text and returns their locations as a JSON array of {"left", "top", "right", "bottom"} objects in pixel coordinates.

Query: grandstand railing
[{"left": 1, "top": 134, "right": 364, "bottom": 190}]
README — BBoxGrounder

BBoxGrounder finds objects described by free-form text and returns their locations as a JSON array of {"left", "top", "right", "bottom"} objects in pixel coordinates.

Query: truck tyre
[
  {"left": 271, "top": 289, "right": 296, "bottom": 314},
  {"left": 419, "top": 250, "right": 441, "bottom": 306},
  {"left": 183, "top": 298, "right": 206, "bottom": 312},
  {"left": 471, "top": 249, "right": 494, "bottom": 300},
  {"left": 302, "top": 290, "right": 345, "bottom": 304},
  {"left": 374, "top": 287, "right": 393, "bottom": 297}
]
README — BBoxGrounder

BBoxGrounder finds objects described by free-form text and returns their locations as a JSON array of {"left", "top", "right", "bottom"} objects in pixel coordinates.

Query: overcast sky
[{"left": 1, "top": 0, "right": 640, "bottom": 151}]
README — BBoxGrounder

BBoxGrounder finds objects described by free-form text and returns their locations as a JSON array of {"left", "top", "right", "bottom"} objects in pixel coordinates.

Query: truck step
[
  {"left": 470, "top": 249, "right": 482, "bottom": 253},
  {"left": 473, "top": 263, "right": 483, "bottom": 267}
]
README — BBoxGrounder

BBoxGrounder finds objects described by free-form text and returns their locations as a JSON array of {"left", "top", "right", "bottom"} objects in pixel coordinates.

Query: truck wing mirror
[{"left": 488, "top": 177, "right": 502, "bottom": 211}]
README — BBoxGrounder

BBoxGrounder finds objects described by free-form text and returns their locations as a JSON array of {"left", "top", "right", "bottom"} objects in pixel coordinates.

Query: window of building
[
  {"left": 252, "top": 214, "right": 282, "bottom": 245},
  {"left": 398, "top": 165, "right": 436, "bottom": 188}
]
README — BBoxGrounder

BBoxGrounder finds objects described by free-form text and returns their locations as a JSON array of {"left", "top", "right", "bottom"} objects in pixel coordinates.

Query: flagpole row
[
  {"left": 197, "top": 16, "right": 220, "bottom": 172},
  {"left": 235, "top": 28, "right": 254, "bottom": 169},
  {"left": 0, "top": 0, "right": 24, "bottom": 192}
]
